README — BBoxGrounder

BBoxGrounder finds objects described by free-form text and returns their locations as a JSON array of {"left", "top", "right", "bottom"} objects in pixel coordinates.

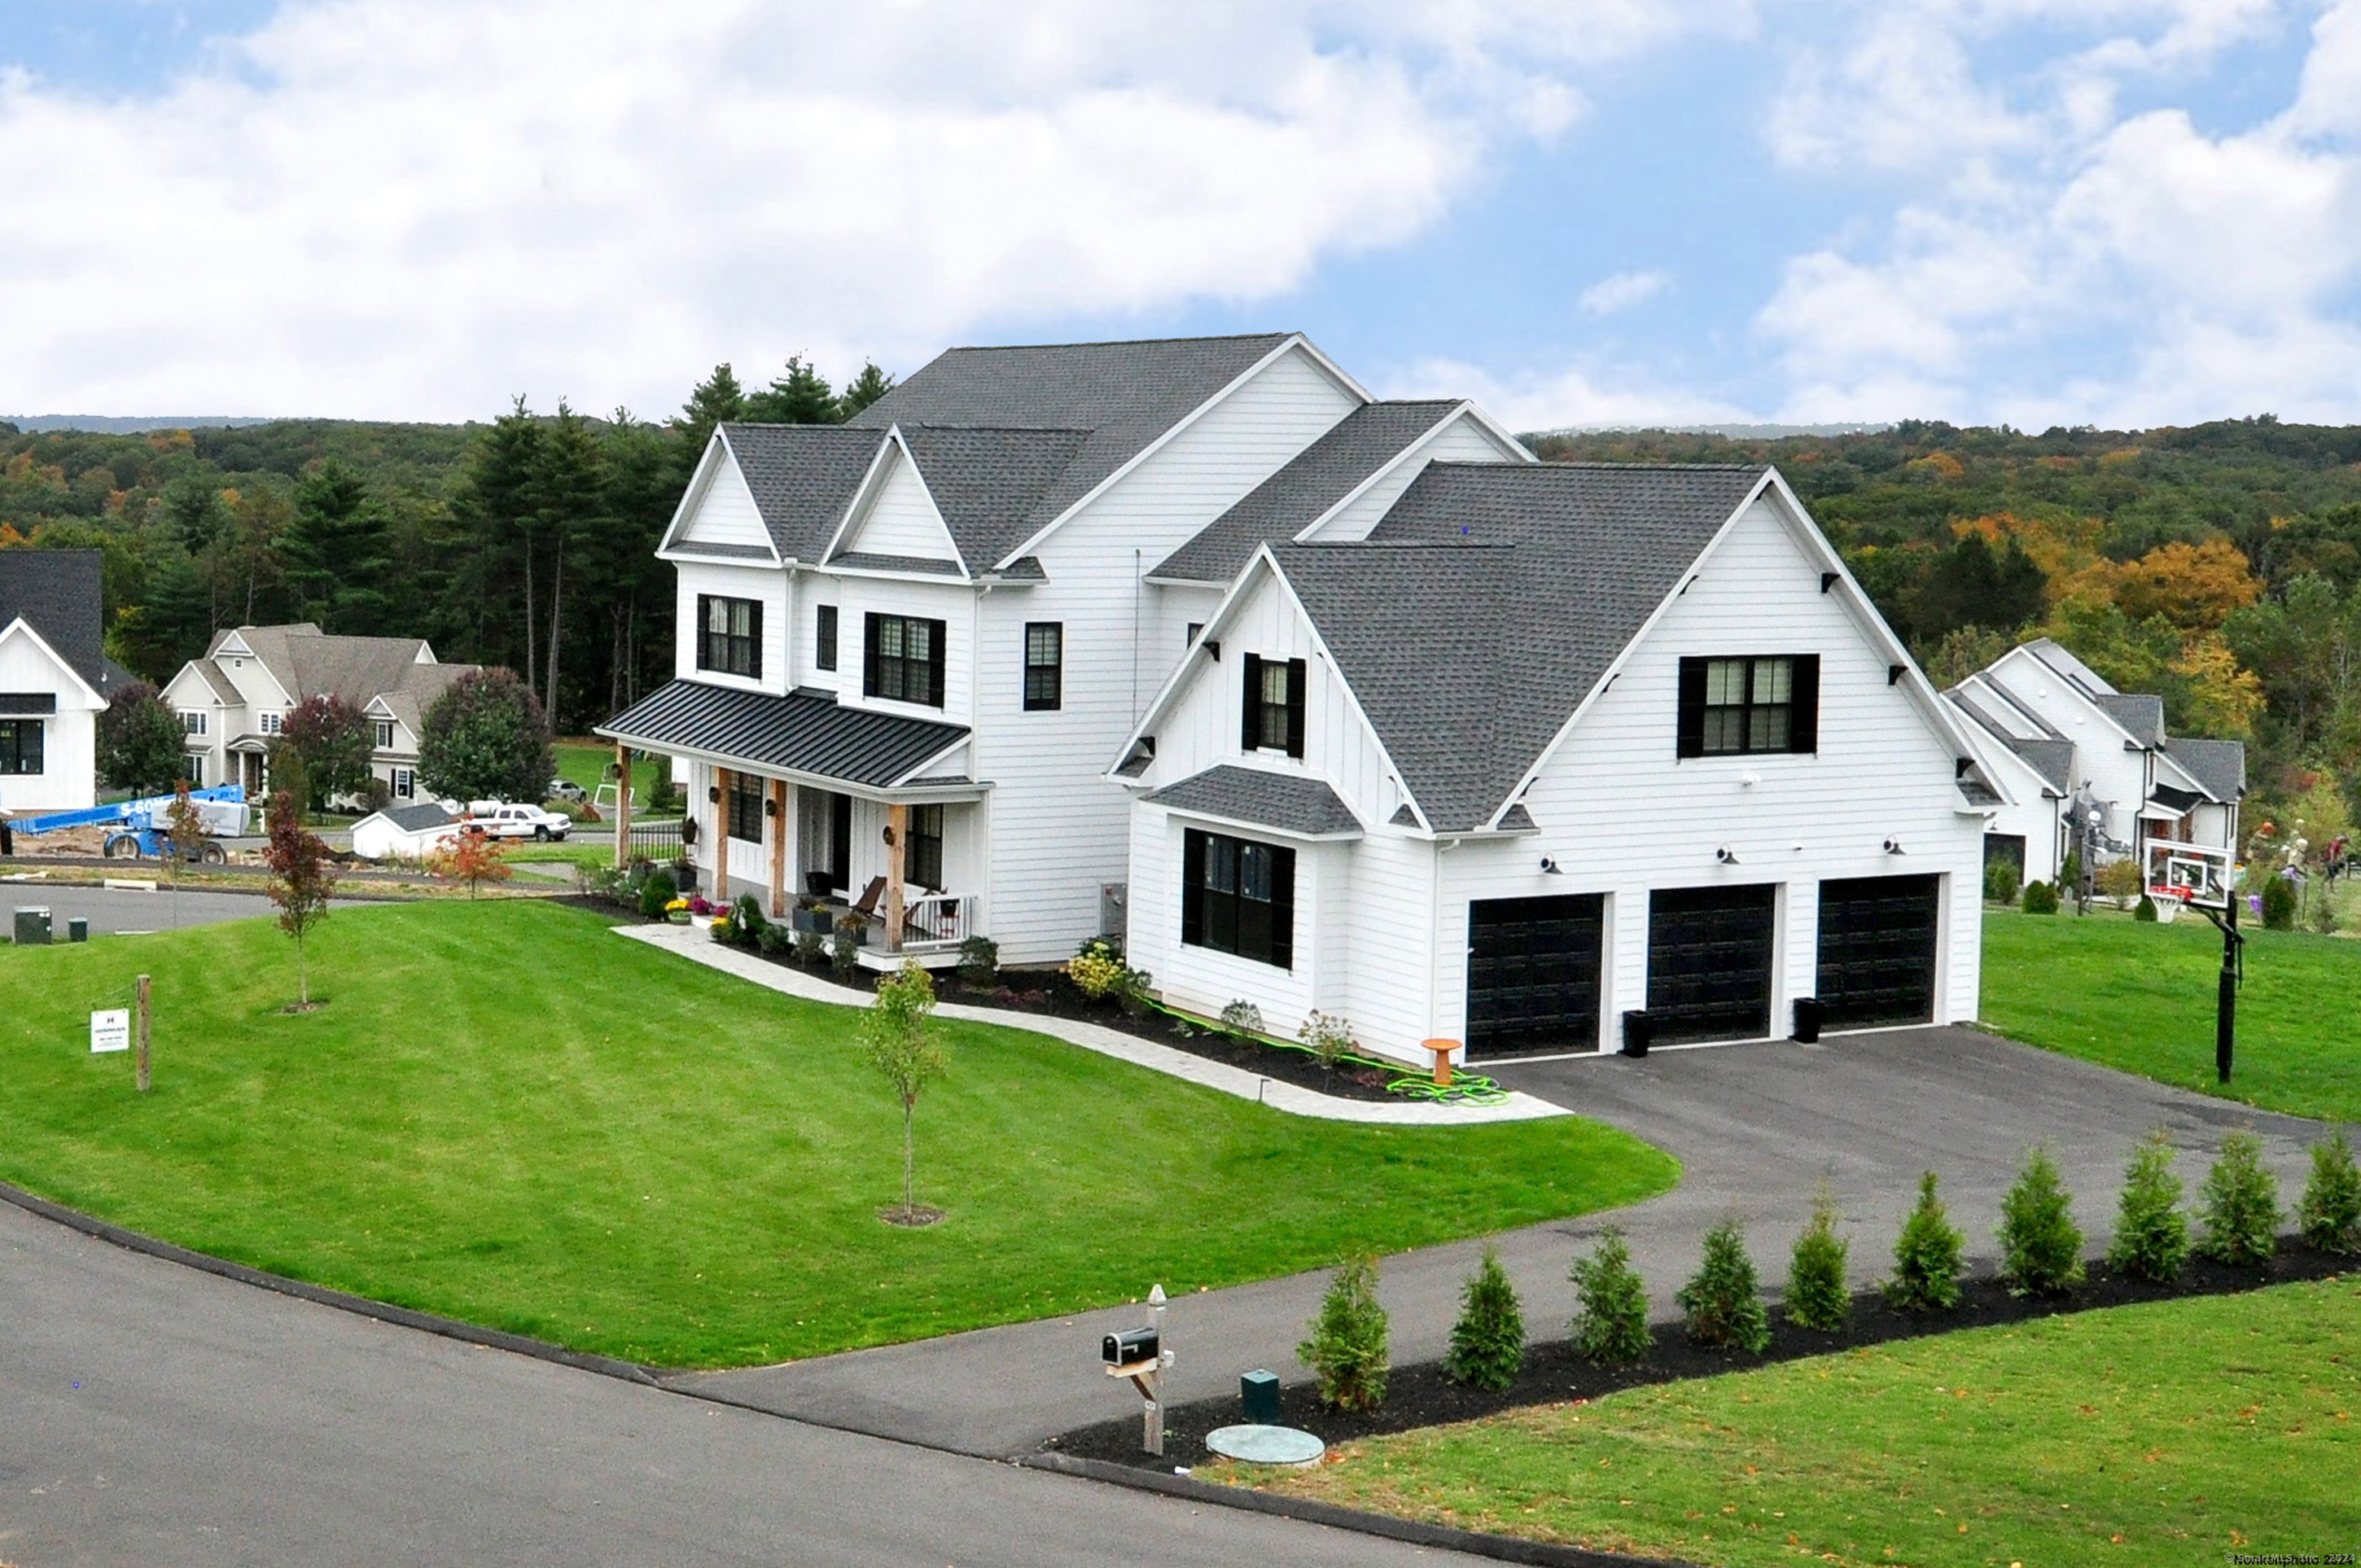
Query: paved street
[
  {"left": 1, "top": 883, "right": 374, "bottom": 937},
  {"left": 0, "top": 1199, "right": 1483, "bottom": 1567}
]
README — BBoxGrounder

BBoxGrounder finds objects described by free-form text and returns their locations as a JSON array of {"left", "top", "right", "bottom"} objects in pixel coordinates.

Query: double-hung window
[
  {"left": 374, "top": 720, "right": 396, "bottom": 750},
  {"left": 1676, "top": 655, "right": 1820, "bottom": 757},
  {"left": 0, "top": 719, "right": 44, "bottom": 775},
  {"left": 698, "top": 595, "right": 763, "bottom": 679},
  {"left": 815, "top": 604, "right": 839, "bottom": 672},
  {"left": 865, "top": 614, "right": 946, "bottom": 707},
  {"left": 1181, "top": 829, "right": 1294, "bottom": 969},
  {"left": 726, "top": 772, "right": 766, "bottom": 843},
  {"left": 904, "top": 804, "right": 944, "bottom": 889},
  {"left": 1023, "top": 623, "right": 1062, "bottom": 712},
  {"left": 392, "top": 768, "right": 414, "bottom": 799},
  {"left": 260, "top": 712, "right": 283, "bottom": 737},
  {"left": 182, "top": 711, "right": 207, "bottom": 735},
  {"left": 1240, "top": 654, "right": 1306, "bottom": 758}
]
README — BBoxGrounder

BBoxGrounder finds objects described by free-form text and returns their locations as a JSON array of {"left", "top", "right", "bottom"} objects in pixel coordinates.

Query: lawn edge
[
  {"left": 0, "top": 1176, "right": 662, "bottom": 1386},
  {"left": 1017, "top": 1452, "right": 1702, "bottom": 1568}
]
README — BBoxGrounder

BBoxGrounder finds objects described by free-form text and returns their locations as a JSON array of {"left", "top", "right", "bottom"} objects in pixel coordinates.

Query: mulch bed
[{"left": 1045, "top": 1242, "right": 2354, "bottom": 1470}]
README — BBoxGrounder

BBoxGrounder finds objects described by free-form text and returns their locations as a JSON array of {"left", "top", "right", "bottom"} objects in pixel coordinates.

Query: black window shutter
[
  {"left": 862, "top": 614, "right": 880, "bottom": 699},
  {"left": 1285, "top": 659, "right": 1307, "bottom": 760},
  {"left": 1180, "top": 830, "right": 1205, "bottom": 945},
  {"left": 1789, "top": 654, "right": 1820, "bottom": 754},
  {"left": 816, "top": 604, "right": 837, "bottom": 671},
  {"left": 747, "top": 599, "right": 764, "bottom": 680},
  {"left": 1676, "top": 656, "right": 1707, "bottom": 758},
  {"left": 1240, "top": 654, "right": 1262, "bottom": 749},
  {"left": 927, "top": 617, "right": 947, "bottom": 707},
  {"left": 695, "top": 595, "right": 713, "bottom": 669},
  {"left": 1269, "top": 843, "right": 1296, "bottom": 970}
]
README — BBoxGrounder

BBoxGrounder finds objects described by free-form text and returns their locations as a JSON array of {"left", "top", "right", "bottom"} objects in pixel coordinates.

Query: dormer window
[
  {"left": 1677, "top": 655, "right": 1819, "bottom": 757},
  {"left": 1241, "top": 655, "right": 1305, "bottom": 759},
  {"left": 698, "top": 595, "right": 763, "bottom": 680},
  {"left": 375, "top": 720, "right": 396, "bottom": 750}
]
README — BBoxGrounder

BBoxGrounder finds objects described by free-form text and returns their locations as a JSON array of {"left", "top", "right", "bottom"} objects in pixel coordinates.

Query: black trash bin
[
  {"left": 1793, "top": 996, "right": 1824, "bottom": 1044},
  {"left": 1621, "top": 1010, "right": 1653, "bottom": 1058}
]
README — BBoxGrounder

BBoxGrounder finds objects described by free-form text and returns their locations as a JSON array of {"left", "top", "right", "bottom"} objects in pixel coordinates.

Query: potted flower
[
  {"left": 793, "top": 898, "right": 834, "bottom": 936},
  {"left": 664, "top": 896, "right": 692, "bottom": 925}
]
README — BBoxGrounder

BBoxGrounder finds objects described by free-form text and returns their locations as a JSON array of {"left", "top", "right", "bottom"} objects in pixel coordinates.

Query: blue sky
[{"left": 3, "top": 2, "right": 2358, "bottom": 429}]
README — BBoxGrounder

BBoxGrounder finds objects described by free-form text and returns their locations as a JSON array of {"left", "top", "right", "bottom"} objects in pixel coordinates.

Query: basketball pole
[{"left": 2192, "top": 892, "right": 2243, "bottom": 1084}]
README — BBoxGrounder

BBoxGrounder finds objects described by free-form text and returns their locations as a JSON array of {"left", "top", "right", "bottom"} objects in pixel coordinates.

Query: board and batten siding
[
  {"left": 1128, "top": 805, "right": 1341, "bottom": 1038},
  {"left": 1300, "top": 412, "right": 1525, "bottom": 541},
  {"left": 672, "top": 561, "right": 793, "bottom": 696},
  {"left": 675, "top": 453, "right": 774, "bottom": 554},
  {"left": 1430, "top": 496, "right": 1984, "bottom": 1043},
  {"left": 0, "top": 625, "right": 100, "bottom": 812},
  {"left": 972, "top": 343, "right": 1363, "bottom": 962},
  {"left": 837, "top": 446, "right": 962, "bottom": 563}
]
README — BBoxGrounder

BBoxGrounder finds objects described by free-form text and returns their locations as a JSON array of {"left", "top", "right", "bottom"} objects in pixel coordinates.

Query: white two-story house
[
  {"left": 0, "top": 549, "right": 131, "bottom": 817},
  {"left": 598, "top": 333, "right": 1530, "bottom": 964},
  {"left": 1111, "top": 463, "right": 2001, "bottom": 1066}
]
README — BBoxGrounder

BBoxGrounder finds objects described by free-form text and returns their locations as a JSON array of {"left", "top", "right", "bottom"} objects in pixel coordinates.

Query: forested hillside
[
  {"left": 0, "top": 357, "right": 887, "bottom": 734},
  {"left": 1537, "top": 419, "right": 2361, "bottom": 826}
]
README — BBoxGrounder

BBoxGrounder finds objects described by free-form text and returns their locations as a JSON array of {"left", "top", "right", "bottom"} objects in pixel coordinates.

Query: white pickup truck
[{"left": 457, "top": 800, "right": 572, "bottom": 842}]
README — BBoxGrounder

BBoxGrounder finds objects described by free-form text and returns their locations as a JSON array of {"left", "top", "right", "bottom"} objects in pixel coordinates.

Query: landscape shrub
[
  {"left": 1220, "top": 999, "right": 1264, "bottom": 1037},
  {"left": 1570, "top": 1228, "right": 1652, "bottom": 1365},
  {"left": 2096, "top": 858, "right": 2143, "bottom": 902},
  {"left": 1885, "top": 1171, "right": 1965, "bottom": 1312},
  {"left": 1997, "top": 1145, "right": 2085, "bottom": 1296},
  {"left": 646, "top": 775, "right": 682, "bottom": 817},
  {"left": 1443, "top": 1247, "right": 1525, "bottom": 1391},
  {"left": 756, "top": 922, "right": 791, "bottom": 956},
  {"left": 1299, "top": 1256, "right": 1389, "bottom": 1412},
  {"left": 2061, "top": 848, "right": 2083, "bottom": 892},
  {"left": 2262, "top": 875, "right": 2297, "bottom": 930},
  {"left": 733, "top": 894, "right": 768, "bottom": 945},
  {"left": 793, "top": 927, "right": 827, "bottom": 966},
  {"left": 2298, "top": 1130, "right": 2361, "bottom": 1255},
  {"left": 2197, "top": 1130, "right": 2281, "bottom": 1267},
  {"left": 1785, "top": 1183, "right": 1851, "bottom": 1333},
  {"left": 862, "top": 960, "right": 946, "bottom": 1224},
  {"left": 1982, "top": 859, "right": 2020, "bottom": 904},
  {"left": 1678, "top": 1217, "right": 1770, "bottom": 1353},
  {"left": 956, "top": 935, "right": 999, "bottom": 989},
  {"left": 637, "top": 866, "right": 677, "bottom": 920},
  {"left": 1116, "top": 966, "right": 1155, "bottom": 1017},
  {"left": 1067, "top": 939, "right": 1127, "bottom": 1000},
  {"left": 2021, "top": 880, "right": 2060, "bottom": 914},
  {"left": 830, "top": 915, "right": 865, "bottom": 978},
  {"left": 2132, "top": 893, "right": 2158, "bottom": 922},
  {"left": 2310, "top": 885, "right": 2341, "bottom": 934},
  {"left": 2109, "top": 1129, "right": 2190, "bottom": 1282},
  {"left": 1299, "top": 1010, "right": 1358, "bottom": 1071}
]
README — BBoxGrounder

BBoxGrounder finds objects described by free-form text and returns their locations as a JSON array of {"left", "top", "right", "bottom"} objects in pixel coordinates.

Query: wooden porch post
[
  {"left": 611, "top": 741, "right": 633, "bottom": 870},
  {"left": 712, "top": 767, "right": 729, "bottom": 902},
  {"left": 769, "top": 780, "right": 788, "bottom": 918},
  {"left": 886, "top": 801, "right": 908, "bottom": 953}
]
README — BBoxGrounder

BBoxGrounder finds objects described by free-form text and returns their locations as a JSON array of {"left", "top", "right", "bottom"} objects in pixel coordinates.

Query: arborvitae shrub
[
  {"left": 2197, "top": 1130, "right": 2281, "bottom": 1267},
  {"left": 1885, "top": 1171, "right": 1965, "bottom": 1312},
  {"left": 1983, "top": 860, "right": 2020, "bottom": 904},
  {"left": 956, "top": 935, "right": 999, "bottom": 989},
  {"left": 1443, "top": 1247, "right": 1526, "bottom": 1391},
  {"left": 637, "top": 866, "right": 677, "bottom": 919},
  {"left": 1785, "top": 1184, "right": 1852, "bottom": 1333},
  {"left": 1998, "top": 1145, "right": 2085, "bottom": 1296},
  {"left": 1299, "top": 1255, "right": 1389, "bottom": 1412},
  {"left": 1679, "top": 1217, "right": 1770, "bottom": 1353},
  {"left": 2299, "top": 1131, "right": 2361, "bottom": 1255},
  {"left": 1570, "top": 1228, "right": 1652, "bottom": 1366},
  {"left": 2022, "top": 881, "right": 2061, "bottom": 915},
  {"left": 2262, "top": 876, "right": 2297, "bottom": 931},
  {"left": 2108, "top": 1129, "right": 2189, "bottom": 1282}
]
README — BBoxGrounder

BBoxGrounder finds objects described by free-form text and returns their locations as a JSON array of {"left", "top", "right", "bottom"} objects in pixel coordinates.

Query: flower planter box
[{"left": 792, "top": 909, "right": 834, "bottom": 936}]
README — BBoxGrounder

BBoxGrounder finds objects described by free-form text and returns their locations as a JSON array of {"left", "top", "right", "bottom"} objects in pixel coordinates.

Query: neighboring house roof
[
  {"left": 198, "top": 624, "right": 478, "bottom": 725},
  {"left": 1943, "top": 689, "right": 2074, "bottom": 795},
  {"left": 717, "top": 424, "right": 888, "bottom": 560},
  {"left": 1150, "top": 401, "right": 1462, "bottom": 584},
  {"left": 848, "top": 334, "right": 1299, "bottom": 558},
  {"left": 1268, "top": 462, "right": 1770, "bottom": 833},
  {"left": 182, "top": 658, "right": 239, "bottom": 705},
  {"left": 2092, "top": 692, "right": 2165, "bottom": 746},
  {"left": 1145, "top": 764, "right": 1362, "bottom": 838},
  {"left": 375, "top": 663, "right": 472, "bottom": 740},
  {"left": 0, "top": 548, "right": 128, "bottom": 701},
  {"left": 2018, "top": 636, "right": 2117, "bottom": 699},
  {"left": 383, "top": 802, "right": 458, "bottom": 832},
  {"left": 2166, "top": 736, "right": 2246, "bottom": 802},
  {"left": 598, "top": 680, "right": 968, "bottom": 789}
]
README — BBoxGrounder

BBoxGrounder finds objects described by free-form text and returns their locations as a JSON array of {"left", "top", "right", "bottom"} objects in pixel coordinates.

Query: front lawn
[
  {"left": 1982, "top": 909, "right": 2361, "bottom": 1123},
  {"left": 0, "top": 901, "right": 1675, "bottom": 1368},
  {"left": 1214, "top": 1279, "right": 2360, "bottom": 1566}
]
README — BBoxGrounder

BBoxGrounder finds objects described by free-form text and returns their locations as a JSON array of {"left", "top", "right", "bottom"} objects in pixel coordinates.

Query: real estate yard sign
[{"left": 90, "top": 1009, "right": 130, "bottom": 1053}]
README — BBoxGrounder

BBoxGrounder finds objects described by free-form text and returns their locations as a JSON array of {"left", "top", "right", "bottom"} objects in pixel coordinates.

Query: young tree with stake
[
  {"left": 863, "top": 961, "right": 947, "bottom": 1224},
  {"left": 263, "top": 793, "right": 336, "bottom": 1010}
]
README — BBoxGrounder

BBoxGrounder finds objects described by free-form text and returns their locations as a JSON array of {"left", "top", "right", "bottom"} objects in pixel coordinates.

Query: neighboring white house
[
  {"left": 351, "top": 801, "right": 466, "bottom": 861},
  {"left": 1946, "top": 637, "right": 2245, "bottom": 897},
  {"left": 0, "top": 550, "right": 133, "bottom": 817},
  {"left": 162, "top": 624, "right": 479, "bottom": 802},
  {"left": 598, "top": 333, "right": 1531, "bottom": 965},
  {"left": 1110, "top": 463, "right": 2003, "bottom": 1067}
]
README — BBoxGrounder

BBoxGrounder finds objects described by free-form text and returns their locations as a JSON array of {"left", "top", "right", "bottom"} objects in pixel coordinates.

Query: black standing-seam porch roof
[{"left": 598, "top": 681, "right": 968, "bottom": 790}]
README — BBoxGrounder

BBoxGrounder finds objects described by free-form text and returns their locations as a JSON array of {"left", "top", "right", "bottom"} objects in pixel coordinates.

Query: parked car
[
  {"left": 548, "top": 778, "right": 588, "bottom": 804},
  {"left": 462, "top": 801, "right": 572, "bottom": 842}
]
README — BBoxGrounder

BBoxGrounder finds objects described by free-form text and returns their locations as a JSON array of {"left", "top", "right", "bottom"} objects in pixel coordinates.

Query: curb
[
  {"left": 1018, "top": 1452, "right": 1700, "bottom": 1568},
  {"left": 0, "top": 1178, "right": 659, "bottom": 1386}
]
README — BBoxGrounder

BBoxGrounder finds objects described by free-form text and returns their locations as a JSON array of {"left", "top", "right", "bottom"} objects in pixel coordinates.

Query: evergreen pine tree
[
  {"left": 1997, "top": 1145, "right": 2085, "bottom": 1296},
  {"left": 2109, "top": 1129, "right": 2191, "bottom": 1282},
  {"left": 1298, "top": 1256, "right": 1389, "bottom": 1412},
  {"left": 1885, "top": 1171, "right": 1966, "bottom": 1312},
  {"left": 1443, "top": 1247, "right": 1525, "bottom": 1391},
  {"left": 2297, "top": 1130, "right": 2361, "bottom": 1255},
  {"left": 743, "top": 356, "right": 843, "bottom": 423},
  {"left": 1785, "top": 1183, "right": 1852, "bottom": 1333},
  {"left": 677, "top": 363, "right": 746, "bottom": 457},
  {"left": 1678, "top": 1217, "right": 1771, "bottom": 1353},
  {"left": 1570, "top": 1229, "right": 1652, "bottom": 1365},
  {"left": 2197, "top": 1130, "right": 2282, "bottom": 1267},
  {"left": 837, "top": 361, "right": 896, "bottom": 418}
]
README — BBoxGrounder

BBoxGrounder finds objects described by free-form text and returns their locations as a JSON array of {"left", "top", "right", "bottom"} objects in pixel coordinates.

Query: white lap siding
[
  {"left": 1130, "top": 804, "right": 1338, "bottom": 1040},
  {"left": 673, "top": 562, "right": 793, "bottom": 695}
]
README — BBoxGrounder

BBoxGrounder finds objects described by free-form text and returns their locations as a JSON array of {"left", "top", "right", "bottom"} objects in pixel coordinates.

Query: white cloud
[
  {"left": 1384, "top": 354, "right": 1751, "bottom": 431},
  {"left": 0, "top": 0, "right": 1744, "bottom": 419},
  {"left": 1577, "top": 269, "right": 1670, "bottom": 315}
]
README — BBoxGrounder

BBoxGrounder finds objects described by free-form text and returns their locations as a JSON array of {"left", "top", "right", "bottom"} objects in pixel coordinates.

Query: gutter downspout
[{"left": 1426, "top": 834, "right": 1465, "bottom": 1044}]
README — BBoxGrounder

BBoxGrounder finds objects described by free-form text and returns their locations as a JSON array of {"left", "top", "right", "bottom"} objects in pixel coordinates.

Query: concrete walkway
[
  {"left": 677, "top": 1024, "right": 2323, "bottom": 1458},
  {"left": 615, "top": 921, "right": 1568, "bottom": 1124}
]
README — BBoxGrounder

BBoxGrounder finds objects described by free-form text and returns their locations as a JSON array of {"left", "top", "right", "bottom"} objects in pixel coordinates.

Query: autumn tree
[
  {"left": 418, "top": 668, "right": 555, "bottom": 804},
  {"left": 280, "top": 693, "right": 375, "bottom": 809},
  {"left": 427, "top": 830, "right": 511, "bottom": 898},
  {"left": 264, "top": 794, "right": 336, "bottom": 1009}
]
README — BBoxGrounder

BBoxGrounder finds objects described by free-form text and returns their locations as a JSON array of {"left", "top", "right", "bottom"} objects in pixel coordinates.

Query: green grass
[
  {"left": 554, "top": 740, "right": 669, "bottom": 813},
  {"left": 0, "top": 900, "right": 1675, "bottom": 1368},
  {"left": 500, "top": 841, "right": 611, "bottom": 869},
  {"left": 1214, "top": 1280, "right": 2361, "bottom": 1566},
  {"left": 1981, "top": 909, "right": 2361, "bottom": 1123}
]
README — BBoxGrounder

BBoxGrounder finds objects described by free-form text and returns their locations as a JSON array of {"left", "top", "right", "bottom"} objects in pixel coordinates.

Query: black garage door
[
  {"left": 1816, "top": 874, "right": 1941, "bottom": 1030},
  {"left": 1465, "top": 893, "right": 1605, "bottom": 1057},
  {"left": 1646, "top": 883, "right": 1776, "bottom": 1045}
]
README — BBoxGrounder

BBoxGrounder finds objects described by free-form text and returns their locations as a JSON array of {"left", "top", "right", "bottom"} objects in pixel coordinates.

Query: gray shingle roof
[
  {"left": 1943, "top": 689, "right": 2074, "bottom": 794},
  {"left": 2166, "top": 736, "right": 2245, "bottom": 802},
  {"left": 1145, "top": 764, "right": 1361, "bottom": 837},
  {"left": 849, "top": 335, "right": 1296, "bottom": 563},
  {"left": 598, "top": 680, "right": 967, "bottom": 789},
  {"left": 384, "top": 802, "right": 457, "bottom": 832},
  {"left": 2093, "top": 692, "right": 2165, "bottom": 745},
  {"left": 0, "top": 549, "right": 122, "bottom": 698},
  {"left": 1959, "top": 778, "right": 2004, "bottom": 807},
  {"left": 1268, "top": 462, "right": 1767, "bottom": 832},
  {"left": 892, "top": 426, "right": 1093, "bottom": 570},
  {"left": 1151, "top": 401, "right": 1463, "bottom": 584},
  {"left": 829, "top": 552, "right": 968, "bottom": 578},
  {"left": 719, "top": 424, "right": 887, "bottom": 560}
]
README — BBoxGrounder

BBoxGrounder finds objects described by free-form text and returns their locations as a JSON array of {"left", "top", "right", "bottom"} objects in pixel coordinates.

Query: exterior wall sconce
[
  {"left": 707, "top": 785, "right": 721, "bottom": 804},
  {"left": 1884, "top": 838, "right": 1907, "bottom": 854},
  {"left": 1540, "top": 856, "right": 1562, "bottom": 874},
  {"left": 1716, "top": 844, "right": 1740, "bottom": 864},
  {"left": 764, "top": 797, "right": 779, "bottom": 818}
]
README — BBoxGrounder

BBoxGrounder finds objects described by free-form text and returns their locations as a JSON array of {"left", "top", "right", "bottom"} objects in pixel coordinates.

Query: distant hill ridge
[{"left": 5, "top": 414, "right": 296, "bottom": 434}]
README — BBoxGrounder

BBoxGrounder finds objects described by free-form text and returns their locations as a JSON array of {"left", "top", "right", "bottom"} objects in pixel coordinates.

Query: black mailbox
[{"left": 1102, "top": 1327, "right": 1159, "bottom": 1367}]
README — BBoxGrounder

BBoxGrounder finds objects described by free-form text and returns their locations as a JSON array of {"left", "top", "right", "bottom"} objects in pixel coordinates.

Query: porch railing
[
  {"left": 890, "top": 891, "right": 966, "bottom": 952},
  {"left": 624, "top": 818, "right": 685, "bottom": 861}
]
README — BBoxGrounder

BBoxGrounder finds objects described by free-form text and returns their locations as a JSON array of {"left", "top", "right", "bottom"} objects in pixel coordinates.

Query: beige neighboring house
[{"left": 161, "top": 624, "right": 480, "bottom": 803}]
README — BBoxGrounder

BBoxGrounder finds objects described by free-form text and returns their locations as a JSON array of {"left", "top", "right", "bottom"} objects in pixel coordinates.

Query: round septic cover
[{"left": 1205, "top": 1424, "right": 1325, "bottom": 1465}]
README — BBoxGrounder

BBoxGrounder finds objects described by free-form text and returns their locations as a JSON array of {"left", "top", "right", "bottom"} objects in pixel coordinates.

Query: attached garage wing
[
  {"left": 1645, "top": 883, "right": 1776, "bottom": 1045},
  {"left": 1815, "top": 874, "right": 1941, "bottom": 1031},
  {"left": 1465, "top": 893, "right": 1605, "bottom": 1058}
]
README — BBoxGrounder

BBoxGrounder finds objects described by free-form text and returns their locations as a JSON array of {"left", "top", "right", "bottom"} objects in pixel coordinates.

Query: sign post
[{"left": 136, "top": 974, "right": 152, "bottom": 1093}]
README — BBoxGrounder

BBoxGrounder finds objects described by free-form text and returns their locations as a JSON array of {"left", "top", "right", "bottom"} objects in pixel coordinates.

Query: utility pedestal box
[
  {"left": 13, "top": 907, "right": 51, "bottom": 946},
  {"left": 1240, "top": 1369, "right": 1281, "bottom": 1425}
]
